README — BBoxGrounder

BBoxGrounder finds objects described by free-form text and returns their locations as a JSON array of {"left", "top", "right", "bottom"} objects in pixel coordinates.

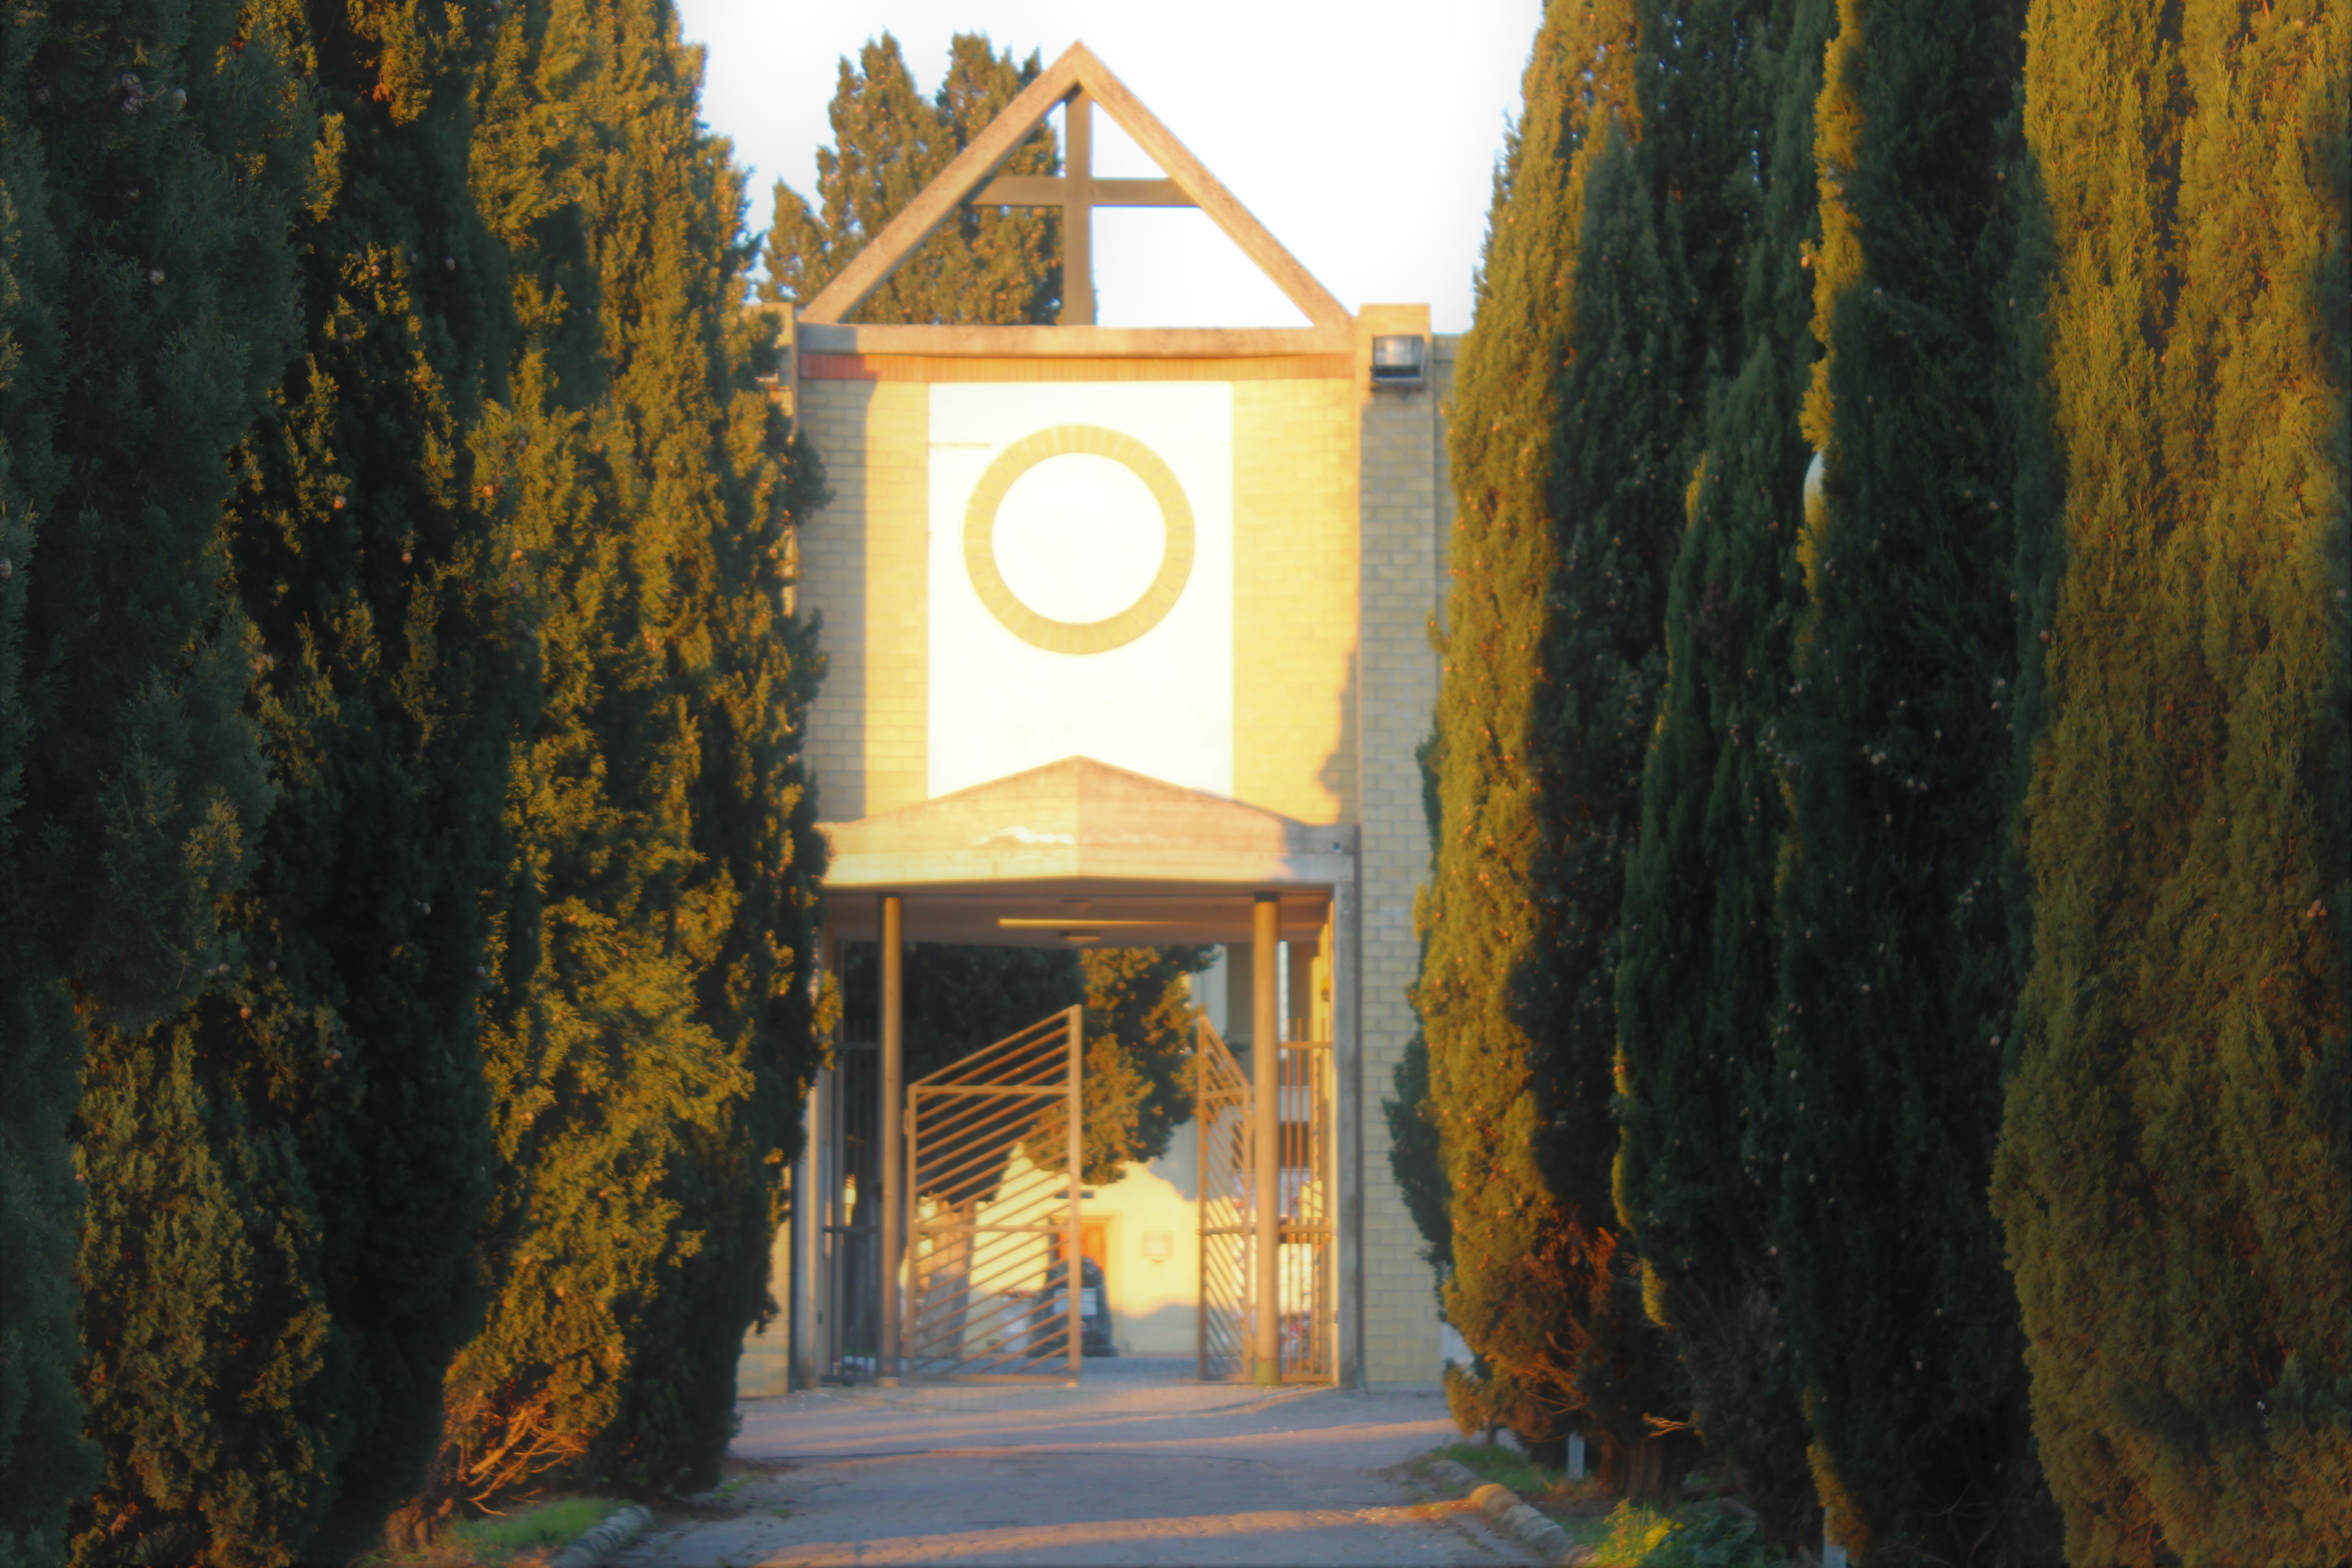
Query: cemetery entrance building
[{"left": 736, "top": 43, "right": 1457, "bottom": 1392}]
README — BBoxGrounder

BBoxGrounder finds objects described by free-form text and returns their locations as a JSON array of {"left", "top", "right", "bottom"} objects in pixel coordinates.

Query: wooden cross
[{"left": 970, "top": 92, "right": 1192, "bottom": 327}]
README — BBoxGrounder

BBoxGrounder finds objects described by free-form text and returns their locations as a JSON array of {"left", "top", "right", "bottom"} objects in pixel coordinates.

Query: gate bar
[
  {"left": 1252, "top": 894, "right": 1282, "bottom": 1386},
  {"left": 879, "top": 894, "right": 904, "bottom": 1386},
  {"left": 1065, "top": 1003, "right": 1083, "bottom": 1380}
]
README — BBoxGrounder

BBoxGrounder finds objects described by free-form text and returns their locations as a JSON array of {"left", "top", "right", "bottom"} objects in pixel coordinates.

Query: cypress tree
[
  {"left": 1075, "top": 946, "right": 1214, "bottom": 1182},
  {"left": 1519, "top": 51, "right": 1745, "bottom": 1499},
  {"left": 1767, "top": 0, "right": 2060, "bottom": 1558},
  {"left": 1537, "top": 103, "right": 1679, "bottom": 1258},
  {"left": 1383, "top": 1032, "right": 1452, "bottom": 1297},
  {"left": 0, "top": 6, "right": 306, "bottom": 1562},
  {"left": 1990, "top": 0, "right": 2350, "bottom": 1558},
  {"left": 70, "top": 0, "right": 526, "bottom": 1559},
  {"left": 1420, "top": 0, "right": 1688, "bottom": 1491},
  {"left": 412, "top": 0, "right": 831, "bottom": 1516},
  {"left": 1385, "top": 734, "right": 1452, "bottom": 1301},
  {"left": 872, "top": 942, "right": 1078, "bottom": 1076},
  {"left": 1611, "top": 0, "right": 1828, "bottom": 1541},
  {"left": 760, "top": 31, "right": 1058, "bottom": 323}
]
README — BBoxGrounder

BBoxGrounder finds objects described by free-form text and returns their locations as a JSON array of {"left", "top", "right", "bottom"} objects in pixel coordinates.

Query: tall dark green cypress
[
  {"left": 1612, "top": 0, "right": 1828, "bottom": 1542},
  {"left": 1767, "top": 0, "right": 2059, "bottom": 1558},
  {"left": 69, "top": 1, "right": 526, "bottom": 1560},
  {"left": 1421, "top": 0, "right": 1692, "bottom": 1492},
  {"left": 1991, "top": 0, "right": 2350, "bottom": 1558},
  {"left": 1074, "top": 947, "right": 1215, "bottom": 1181},
  {"left": 412, "top": 0, "right": 831, "bottom": 1515},
  {"left": 1383, "top": 1033, "right": 1452, "bottom": 1297},
  {"left": 1520, "top": 52, "right": 1743, "bottom": 1507},
  {"left": 1388, "top": 736, "right": 1451, "bottom": 1298},
  {"left": 1537, "top": 107, "right": 1685, "bottom": 1268},
  {"left": 0, "top": 7, "right": 306, "bottom": 1564}
]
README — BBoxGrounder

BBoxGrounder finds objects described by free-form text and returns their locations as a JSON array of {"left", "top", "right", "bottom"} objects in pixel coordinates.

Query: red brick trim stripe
[{"left": 800, "top": 352, "right": 1352, "bottom": 384}]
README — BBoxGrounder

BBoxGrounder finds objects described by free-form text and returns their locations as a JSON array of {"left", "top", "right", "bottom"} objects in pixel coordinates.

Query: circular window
[{"left": 964, "top": 424, "right": 1195, "bottom": 655}]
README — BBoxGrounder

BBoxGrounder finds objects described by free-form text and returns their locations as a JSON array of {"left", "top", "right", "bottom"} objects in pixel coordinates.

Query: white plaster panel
[{"left": 929, "top": 383, "right": 1234, "bottom": 800}]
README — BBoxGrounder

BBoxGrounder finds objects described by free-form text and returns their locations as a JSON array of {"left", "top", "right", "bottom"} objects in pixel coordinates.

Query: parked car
[{"left": 1030, "top": 1256, "right": 1117, "bottom": 1357}]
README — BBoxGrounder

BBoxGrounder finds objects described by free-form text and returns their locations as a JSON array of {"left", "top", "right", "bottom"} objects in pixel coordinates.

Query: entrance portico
[
  {"left": 805, "top": 758, "right": 1359, "bottom": 1386},
  {"left": 740, "top": 40, "right": 1458, "bottom": 1398}
]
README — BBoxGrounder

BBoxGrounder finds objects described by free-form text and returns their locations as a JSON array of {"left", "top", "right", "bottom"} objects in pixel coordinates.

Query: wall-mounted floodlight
[{"left": 1370, "top": 334, "right": 1426, "bottom": 388}]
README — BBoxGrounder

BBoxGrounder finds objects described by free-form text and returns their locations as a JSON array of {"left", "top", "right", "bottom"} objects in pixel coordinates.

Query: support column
[
  {"left": 878, "top": 895, "right": 904, "bottom": 1386},
  {"left": 1253, "top": 894, "right": 1282, "bottom": 1386},
  {"left": 789, "top": 1065, "right": 823, "bottom": 1390},
  {"left": 1287, "top": 940, "right": 1319, "bottom": 1039},
  {"left": 791, "top": 927, "right": 837, "bottom": 1391}
]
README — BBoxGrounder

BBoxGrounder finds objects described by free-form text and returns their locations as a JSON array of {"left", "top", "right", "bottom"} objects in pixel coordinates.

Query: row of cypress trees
[
  {"left": 1405, "top": 0, "right": 2347, "bottom": 1561},
  {"left": 0, "top": 2, "right": 830, "bottom": 1564}
]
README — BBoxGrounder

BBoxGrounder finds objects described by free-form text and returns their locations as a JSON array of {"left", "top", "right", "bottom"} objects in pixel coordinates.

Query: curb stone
[
  {"left": 547, "top": 1502, "right": 652, "bottom": 1568},
  {"left": 1425, "top": 1458, "right": 1592, "bottom": 1566}
]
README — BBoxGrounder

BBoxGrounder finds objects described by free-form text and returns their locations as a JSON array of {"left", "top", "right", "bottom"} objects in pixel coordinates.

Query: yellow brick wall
[
  {"left": 1353, "top": 310, "right": 1454, "bottom": 1384},
  {"left": 797, "top": 379, "right": 928, "bottom": 821},
  {"left": 1232, "top": 380, "right": 1359, "bottom": 826}
]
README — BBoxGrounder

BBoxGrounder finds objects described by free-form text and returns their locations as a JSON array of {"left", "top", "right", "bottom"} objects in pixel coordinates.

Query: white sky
[{"left": 674, "top": 1, "right": 1537, "bottom": 332}]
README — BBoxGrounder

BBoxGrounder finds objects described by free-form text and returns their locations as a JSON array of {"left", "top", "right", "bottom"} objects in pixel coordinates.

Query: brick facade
[
  {"left": 789, "top": 326, "right": 1455, "bottom": 1385},
  {"left": 798, "top": 378, "right": 929, "bottom": 821}
]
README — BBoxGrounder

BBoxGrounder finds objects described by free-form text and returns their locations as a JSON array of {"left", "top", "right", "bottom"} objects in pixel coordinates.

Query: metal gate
[
  {"left": 1196, "top": 1019, "right": 1252, "bottom": 1380},
  {"left": 904, "top": 1007, "right": 1083, "bottom": 1380},
  {"left": 1194, "top": 1021, "right": 1334, "bottom": 1384}
]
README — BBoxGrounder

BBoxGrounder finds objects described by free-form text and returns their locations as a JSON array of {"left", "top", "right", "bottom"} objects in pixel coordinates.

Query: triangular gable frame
[{"left": 799, "top": 42, "right": 1350, "bottom": 335}]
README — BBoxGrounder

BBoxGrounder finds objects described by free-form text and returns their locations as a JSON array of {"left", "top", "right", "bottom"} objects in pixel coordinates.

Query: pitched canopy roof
[{"left": 820, "top": 758, "right": 1351, "bottom": 947}]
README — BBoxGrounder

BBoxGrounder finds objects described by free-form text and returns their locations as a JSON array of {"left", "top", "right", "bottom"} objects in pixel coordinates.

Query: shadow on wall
[{"left": 1317, "top": 650, "right": 1361, "bottom": 822}]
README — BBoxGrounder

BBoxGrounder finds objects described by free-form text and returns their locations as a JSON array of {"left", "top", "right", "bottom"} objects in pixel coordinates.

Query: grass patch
[
  {"left": 1426, "top": 1439, "right": 1557, "bottom": 1497},
  {"left": 1586, "top": 1502, "right": 1682, "bottom": 1566},
  {"left": 1422, "top": 1442, "right": 1614, "bottom": 1545},
  {"left": 1585, "top": 1501, "right": 1780, "bottom": 1568},
  {"left": 364, "top": 1496, "right": 630, "bottom": 1567},
  {"left": 1422, "top": 1447, "right": 1782, "bottom": 1560}
]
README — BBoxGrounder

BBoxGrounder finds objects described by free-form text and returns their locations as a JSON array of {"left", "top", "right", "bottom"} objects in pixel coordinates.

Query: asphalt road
[{"left": 614, "top": 1358, "right": 1539, "bottom": 1567}]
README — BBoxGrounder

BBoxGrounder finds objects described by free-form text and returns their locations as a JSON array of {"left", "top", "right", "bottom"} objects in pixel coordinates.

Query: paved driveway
[{"left": 615, "top": 1358, "right": 1537, "bottom": 1566}]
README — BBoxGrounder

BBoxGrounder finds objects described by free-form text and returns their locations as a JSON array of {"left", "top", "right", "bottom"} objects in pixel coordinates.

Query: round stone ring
[{"left": 963, "top": 424, "right": 1195, "bottom": 655}]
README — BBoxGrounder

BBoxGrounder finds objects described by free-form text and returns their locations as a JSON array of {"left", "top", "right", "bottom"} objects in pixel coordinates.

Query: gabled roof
[{"left": 798, "top": 42, "right": 1349, "bottom": 353}]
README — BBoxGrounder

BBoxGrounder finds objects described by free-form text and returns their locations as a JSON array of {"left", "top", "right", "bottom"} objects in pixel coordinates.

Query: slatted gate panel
[
  {"left": 1194, "top": 1025, "right": 1334, "bottom": 1384},
  {"left": 1195, "top": 1019, "right": 1252, "bottom": 1381},
  {"left": 905, "top": 1007, "right": 1083, "bottom": 1380},
  {"left": 1278, "top": 1041, "right": 1335, "bottom": 1383}
]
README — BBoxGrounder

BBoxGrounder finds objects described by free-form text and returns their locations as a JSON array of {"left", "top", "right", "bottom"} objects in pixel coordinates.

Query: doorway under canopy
[{"left": 788, "top": 756, "right": 1360, "bottom": 1389}]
